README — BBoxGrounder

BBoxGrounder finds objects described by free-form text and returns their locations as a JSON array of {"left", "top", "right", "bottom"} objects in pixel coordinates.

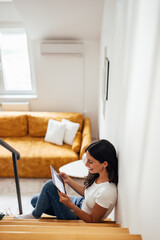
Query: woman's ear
[{"left": 103, "top": 161, "right": 108, "bottom": 168}]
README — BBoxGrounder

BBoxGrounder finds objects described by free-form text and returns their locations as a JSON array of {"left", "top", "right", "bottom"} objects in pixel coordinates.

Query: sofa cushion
[
  {"left": 0, "top": 112, "right": 27, "bottom": 137},
  {"left": 0, "top": 136, "right": 79, "bottom": 178},
  {"left": 28, "top": 112, "right": 83, "bottom": 137}
]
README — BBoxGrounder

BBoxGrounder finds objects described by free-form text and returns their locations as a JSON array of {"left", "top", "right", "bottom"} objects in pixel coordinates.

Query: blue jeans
[{"left": 31, "top": 180, "right": 84, "bottom": 220}]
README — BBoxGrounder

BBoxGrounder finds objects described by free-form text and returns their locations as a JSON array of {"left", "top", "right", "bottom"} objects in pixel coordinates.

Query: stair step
[
  {"left": 0, "top": 225, "right": 129, "bottom": 234},
  {"left": 0, "top": 232, "right": 142, "bottom": 240},
  {"left": 1, "top": 216, "right": 120, "bottom": 227},
  {"left": 0, "top": 221, "right": 120, "bottom": 227}
]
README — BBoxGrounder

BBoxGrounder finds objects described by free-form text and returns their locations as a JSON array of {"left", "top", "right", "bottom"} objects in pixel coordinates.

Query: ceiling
[{"left": 12, "top": 0, "right": 104, "bottom": 41}]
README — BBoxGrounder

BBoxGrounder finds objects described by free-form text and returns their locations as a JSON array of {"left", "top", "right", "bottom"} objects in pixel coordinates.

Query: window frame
[{"left": 0, "top": 27, "right": 37, "bottom": 98}]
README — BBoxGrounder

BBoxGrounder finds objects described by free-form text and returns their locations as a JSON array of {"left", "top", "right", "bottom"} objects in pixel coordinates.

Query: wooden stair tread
[
  {"left": 3, "top": 216, "right": 115, "bottom": 223},
  {"left": 0, "top": 225, "right": 129, "bottom": 233},
  {"left": 1, "top": 216, "right": 120, "bottom": 227},
  {"left": 0, "top": 221, "right": 120, "bottom": 227},
  {"left": 4, "top": 215, "right": 114, "bottom": 222},
  {"left": 0, "top": 232, "right": 142, "bottom": 240}
]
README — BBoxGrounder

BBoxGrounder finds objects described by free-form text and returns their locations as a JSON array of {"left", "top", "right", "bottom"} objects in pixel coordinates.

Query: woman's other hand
[
  {"left": 59, "top": 172, "right": 84, "bottom": 197},
  {"left": 59, "top": 172, "right": 70, "bottom": 184}
]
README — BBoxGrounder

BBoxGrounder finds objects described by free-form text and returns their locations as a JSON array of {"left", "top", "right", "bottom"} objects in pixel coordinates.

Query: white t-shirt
[{"left": 81, "top": 181, "right": 117, "bottom": 220}]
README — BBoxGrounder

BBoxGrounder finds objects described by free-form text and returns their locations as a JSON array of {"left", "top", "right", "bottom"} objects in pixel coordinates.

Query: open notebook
[{"left": 50, "top": 165, "right": 66, "bottom": 194}]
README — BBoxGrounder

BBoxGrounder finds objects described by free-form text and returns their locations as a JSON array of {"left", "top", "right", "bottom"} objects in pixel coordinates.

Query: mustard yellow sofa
[{"left": 0, "top": 112, "right": 91, "bottom": 178}]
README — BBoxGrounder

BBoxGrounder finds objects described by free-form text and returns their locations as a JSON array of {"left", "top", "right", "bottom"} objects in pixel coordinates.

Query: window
[{"left": 0, "top": 29, "right": 36, "bottom": 97}]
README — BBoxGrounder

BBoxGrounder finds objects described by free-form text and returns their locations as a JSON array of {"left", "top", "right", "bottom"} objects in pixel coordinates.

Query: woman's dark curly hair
[{"left": 84, "top": 139, "right": 118, "bottom": 189}]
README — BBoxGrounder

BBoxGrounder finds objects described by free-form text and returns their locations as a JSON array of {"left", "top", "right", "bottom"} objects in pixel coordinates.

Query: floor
[
  {"left": 0, "top": 177, "right": 84, "bottom": 216},
  {"left": 0, "top": 177, "right": 114, "bottom": 220}
]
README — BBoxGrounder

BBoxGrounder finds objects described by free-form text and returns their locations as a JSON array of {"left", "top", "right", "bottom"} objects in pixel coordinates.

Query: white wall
[
  {"left": 29, "top": 40, "right": 99, "bottom": 139},
  {"left": 0, "top": 2, "right": 21, "bottom": 22},
  {"left": 99, "top": 0, "right": 160, "bottom": 240}
]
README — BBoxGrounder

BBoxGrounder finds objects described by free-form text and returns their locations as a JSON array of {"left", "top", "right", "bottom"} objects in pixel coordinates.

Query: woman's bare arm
[{"left": 58, "top": 192, "right": 108, "bottom": 223}]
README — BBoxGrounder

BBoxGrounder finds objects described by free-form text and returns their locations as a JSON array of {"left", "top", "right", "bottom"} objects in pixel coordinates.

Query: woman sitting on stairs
[{"left": 15, "top": 139, "right": 118, "bottom": 223}]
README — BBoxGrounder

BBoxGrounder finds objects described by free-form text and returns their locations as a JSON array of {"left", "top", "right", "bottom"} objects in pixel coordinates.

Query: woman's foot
[{"left": 14, "top": 213, "right": 36, "bottom": 219}]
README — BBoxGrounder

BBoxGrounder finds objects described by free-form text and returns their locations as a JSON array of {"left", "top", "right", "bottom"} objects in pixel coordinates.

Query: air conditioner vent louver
[{"left": 40, "top": 42, "right": 83, "bottom": 55}]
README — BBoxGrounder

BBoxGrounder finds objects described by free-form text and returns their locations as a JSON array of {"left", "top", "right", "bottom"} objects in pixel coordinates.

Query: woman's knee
[
  {"left": 41, "top": 179, "right": 57, "bottom": 193},
  {"left": 31, "top": 179, "right": 57, "bottom": 207},
  {"left": 43, "top": 179, "right": 54, "bottom": 189}
]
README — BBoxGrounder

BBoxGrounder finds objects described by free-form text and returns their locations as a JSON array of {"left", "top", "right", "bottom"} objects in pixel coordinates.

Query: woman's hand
[
  {"left": 59, "top": 172, "right": 84, "bottom": 197},
  {"left": 58, "top": 191, "right": 74, "bottom": 209},
  {"left": 59, "top": 172, "right": 70, "bottom": 184}
]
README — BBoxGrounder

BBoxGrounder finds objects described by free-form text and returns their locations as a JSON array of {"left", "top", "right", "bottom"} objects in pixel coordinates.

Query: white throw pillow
[
  {"left": 62, "top": 119, "right": 80, "bottom": 145},
  {"left": 44, "top": 119, "right": 66, "bottom": 145}
]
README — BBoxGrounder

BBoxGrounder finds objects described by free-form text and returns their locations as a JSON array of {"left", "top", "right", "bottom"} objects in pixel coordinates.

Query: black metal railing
[{"left": 0, "top": 138, "right": 23, "bottom": 214}]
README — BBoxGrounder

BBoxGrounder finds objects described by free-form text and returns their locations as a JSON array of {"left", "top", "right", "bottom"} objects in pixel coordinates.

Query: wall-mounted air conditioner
[{"left": 40, "top": 42, "right": 84, "bottom": 55}]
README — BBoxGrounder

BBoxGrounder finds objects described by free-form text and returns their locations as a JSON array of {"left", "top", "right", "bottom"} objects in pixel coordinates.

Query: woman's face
[{"left": 85, "top": 151, "right": 107, "bottom": 174}]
